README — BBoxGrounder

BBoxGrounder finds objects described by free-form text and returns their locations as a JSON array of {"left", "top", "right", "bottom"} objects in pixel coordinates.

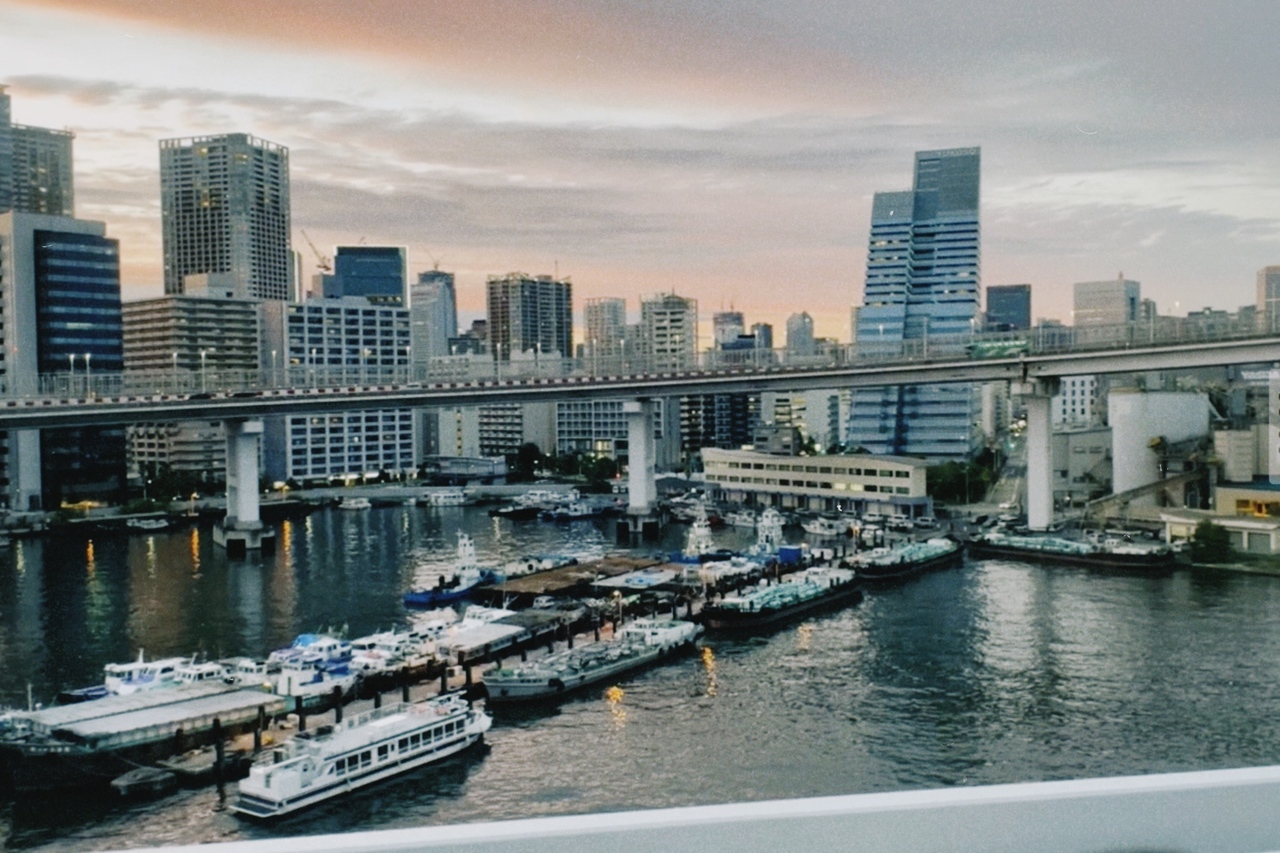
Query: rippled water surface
[{"left": 3, "top": 506, "right": 1280, "bottom": 851}]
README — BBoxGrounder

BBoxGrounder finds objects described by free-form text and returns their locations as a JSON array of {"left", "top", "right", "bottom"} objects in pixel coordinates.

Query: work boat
[
  {"left": 403, "top": 532, "right": 503, "bottom": 609},
  {"left": 483, "top": 619, "right": 703, "bottom": 703},
  {"left": 231, "top": 692, "right": 491, "bottom": 820}
]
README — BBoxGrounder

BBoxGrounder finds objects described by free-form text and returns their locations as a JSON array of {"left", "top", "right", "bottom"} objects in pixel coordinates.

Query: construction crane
[
  {"left": 300, "top": 229, "right": 331, "bottom": 273},
  {"left": 425, "top": 249, "right": 443, "bottom": 271}
]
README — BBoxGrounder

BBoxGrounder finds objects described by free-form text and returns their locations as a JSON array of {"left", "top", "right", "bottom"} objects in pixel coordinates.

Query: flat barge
[
  {"left": 854, "top": 538, "right": 964, "bottom": 583},
  {"left": 969, "top": 531, "right": 1175, "bottom": 571},
  {"left": 701, "top": 566, "right": 862, "bottom": 632}
]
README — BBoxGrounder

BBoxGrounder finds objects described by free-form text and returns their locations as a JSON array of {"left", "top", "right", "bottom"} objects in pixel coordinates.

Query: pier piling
[{"left": 212, "top": 718, "right": 225, "bottom": 787}]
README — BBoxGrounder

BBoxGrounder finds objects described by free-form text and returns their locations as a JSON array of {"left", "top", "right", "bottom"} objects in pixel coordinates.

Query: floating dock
[{"left": 1, "top": 684, "right": 285, "bottom": 793}]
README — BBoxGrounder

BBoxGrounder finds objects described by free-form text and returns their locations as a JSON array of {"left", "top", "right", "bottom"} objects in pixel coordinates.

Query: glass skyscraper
[
  {"left": 848, "top": 147, "right": 980, "bottom": 459},
  {"left": 325, "top": 246, "right": 406, "bottom": 304},
  {"left": 986, "top": 284, "right": 1031, "bottom": 330}
]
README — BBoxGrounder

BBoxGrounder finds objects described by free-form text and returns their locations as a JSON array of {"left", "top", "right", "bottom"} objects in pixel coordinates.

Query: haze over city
[{"left": 1, "top": 0, "right": 1278, "bottom": 339}]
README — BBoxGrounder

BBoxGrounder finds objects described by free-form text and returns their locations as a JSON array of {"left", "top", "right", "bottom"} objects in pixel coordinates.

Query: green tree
[{"left": 1189, "top": 519, "right": 1233, "bottom": 564}]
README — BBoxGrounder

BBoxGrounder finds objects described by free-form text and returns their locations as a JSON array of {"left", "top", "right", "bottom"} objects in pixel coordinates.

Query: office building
[
  {"left": 323, "top": 246, "right": 406, "bottom": 304},
  {"left": 160, "top": 133, "right": 291, "bottom": 300},
  {"left": 751, "top": 322, "right": 774, "bottom": 351},
  {"left": 411, "top": 269, "right": 457, "bottom": 364},
  {"left": 701, "top": 447, "right": 930, "bottom": 517},
  {"left": 1257, "top": 266, "right": 1280, "bottom": 333},
  {"left": 1074, "top": 275, "right": 1140, "bottom": 326},
  {"left": 0, "top": 212, "right": 125, "bottom": 509},
  {"left": 640, "top": 292, "right": 697, "bottom": 371},
  {"left": 849, "top": 147, "right": 981, "bottom": 459},
  {"left": 986, "top": 284, "right": 1031, "bottom": 330},
  {"left": 486, "top": 273, "right": 572, "bottom": 360},
  {"left": 260, "top": 297, "right": 413, "bottom": 483},
  {"left": 786, "top": 312, "right": 816, "bottom": 357},
  {"left": 438, "top": 402, "right": 556, "bottom": 460},
  {"left": 0, "top": 86, "right": 75, "bottom": 216}
]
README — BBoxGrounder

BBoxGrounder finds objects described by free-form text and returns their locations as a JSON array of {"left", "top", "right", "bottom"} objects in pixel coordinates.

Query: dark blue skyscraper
[
  {"left": 325, "top": 246, "right": 406, "bottom": 304},
  {"left": 986, "top": 284, "right": 1031, "bottom": 330},
  {"left": 848, "top": 148, "right": 980, "bottom": 459}
]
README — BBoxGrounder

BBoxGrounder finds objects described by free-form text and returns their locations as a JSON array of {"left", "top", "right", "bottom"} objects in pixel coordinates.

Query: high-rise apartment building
[
  {"left": 1256, "top": 266, "right": 1280, "bottom": 333},
  {"left": 584, "top": 297, "right": 627, "bottom": 353},
  {"left": 0, "top": 85, "right": 75, "bottom": 217},
  {"left": 1074, "top": 275, "right": 1140, "bottom": 326},
  {"left": 986, "top": 284, "right": 1031, "bottom": 330},
  {"left": 0, "top": 212, "right": 125, "bottom": 509},
  {"left": 160, "top": 133, "right": 291, "bottom": 300},
  {"left": 486, "top": 273, "right": 572, "bottom": 360},
  {"left": 849, "top": 147, "right": 981, "bottom": 459},
  {"left": 324, "top": 246, "right": 406, "bottom": 304},
  {"left": 712, "top": 311, "right": 745, "bottom": 347},
  {"left": 121, "top": 294, "right": 262, "bottom": 484},
  {"left": 639, "top": 292, "right": 697, "bottom": 371}
]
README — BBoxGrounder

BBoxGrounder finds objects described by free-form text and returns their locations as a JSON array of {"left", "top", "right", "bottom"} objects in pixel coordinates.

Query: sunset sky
[{"left": 3, "top": 0, "right": 1278, "bottom": 342}]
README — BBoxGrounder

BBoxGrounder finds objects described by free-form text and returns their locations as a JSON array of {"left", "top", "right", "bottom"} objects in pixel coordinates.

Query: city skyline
[{"left": 2, "top": 1, "right": 1278, "bottom": 340}]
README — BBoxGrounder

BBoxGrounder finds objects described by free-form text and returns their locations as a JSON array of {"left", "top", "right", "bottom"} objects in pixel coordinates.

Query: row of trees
[{"left": 507, "top": 443, "right": 619, "bottom": 493}]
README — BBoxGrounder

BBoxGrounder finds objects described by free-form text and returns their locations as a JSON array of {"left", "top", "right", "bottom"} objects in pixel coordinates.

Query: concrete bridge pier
[
  {"left": 1014, "top": 379, "right": 1058, "bottom": 532},
  {"left": 618, "top": 399, "right": 661, "bottom": 541},
  {"left": 213, "top": 418, "right": 275, "bottom": 556}
]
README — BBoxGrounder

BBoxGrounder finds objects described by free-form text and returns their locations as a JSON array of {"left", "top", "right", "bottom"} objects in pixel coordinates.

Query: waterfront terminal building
[{"left": 700, "top": 447, "right": 931, "bottom": 518}]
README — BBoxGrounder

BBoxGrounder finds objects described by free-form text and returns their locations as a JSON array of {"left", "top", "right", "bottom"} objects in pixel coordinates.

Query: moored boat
[
  {"left": 853, "top": 537, "right": 964, "bottom": 582},
  {"left": 701, "top": 566, "right": 862, "bottom": 632},
  {"left": 337, "top": 497, "right": 372, "bottom": 510},
  {"left": 483, "top": 618, "right": 702, "bottom": 703},
  {"left": 230, "top": 692, "right": 490, "bottom": 819},
  {"left": 403, "top": 533, "right": 503, "bottom": 609},
  {"left": 969, "top": 530, "right": 1175, "bottom": 571},
  {"left": 801, "top": 515, "right": 852, "bottom": 538}
]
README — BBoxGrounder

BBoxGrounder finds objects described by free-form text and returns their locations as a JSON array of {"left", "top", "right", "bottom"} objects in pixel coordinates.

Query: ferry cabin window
[
  {"left": 361, "top": 750, "right": 372, "bottom": 768},
  {"left": 398, "top": 737, "right": 409, "bottom": 750},
  {"left": 377, "top": 744, "right": 390, "bottom": 760}
]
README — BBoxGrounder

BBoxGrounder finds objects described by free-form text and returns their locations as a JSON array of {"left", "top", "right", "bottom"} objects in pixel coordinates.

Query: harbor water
[{"left": 4, "top": 504, "right": 1280, "bottom": 851}]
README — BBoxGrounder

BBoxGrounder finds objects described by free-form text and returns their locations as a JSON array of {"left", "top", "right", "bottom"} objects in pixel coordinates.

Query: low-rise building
[{"left": 701, "top": 447, "right": 930, "bottom": 517}]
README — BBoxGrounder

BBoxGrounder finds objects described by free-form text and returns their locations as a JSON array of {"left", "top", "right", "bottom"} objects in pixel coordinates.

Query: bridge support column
[
  {"left": 1014, "top": 380, "right": 1058, "bottom": 532},
  {"left": 618, "top": 399, "right": 661, "bottom": 542},
  {"left": 214, "top": 418, "right": 275, "bottom": 556}
]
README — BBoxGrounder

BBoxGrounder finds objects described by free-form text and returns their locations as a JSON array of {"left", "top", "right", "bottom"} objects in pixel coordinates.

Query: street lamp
[
  {"left": 591, "top": 338, "right": 597, "bottom": 376},
  {"left": 310, "top": 348, "right": 317, "bottom": 387},
  {"left": 68, "top": 353, "right": 75, "bottom": 394},
  {"left": 271, "top": 349, "right": 278, "bottom": 387},
  {"left": 84, "top": 353, "right": 91, "bottom": 394},
  {"left": 171, "top": 351, "right": 178, "bottom": 391},
  {"left": 200, "top": 349, "right": 208, "bottom": 392}
]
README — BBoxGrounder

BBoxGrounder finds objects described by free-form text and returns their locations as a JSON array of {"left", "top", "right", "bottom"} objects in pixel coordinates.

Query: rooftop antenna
[{"left": 425, "top": 249, "right": 442, "bottom": 271}]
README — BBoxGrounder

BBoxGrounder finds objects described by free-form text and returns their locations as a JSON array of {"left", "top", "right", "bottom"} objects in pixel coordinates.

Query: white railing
[
  {"left": 130, "top": 765, "right": 1280, "bottom": 853},
  {"left": 13, "top": 317, "right": 1276, "bottom": 401}
]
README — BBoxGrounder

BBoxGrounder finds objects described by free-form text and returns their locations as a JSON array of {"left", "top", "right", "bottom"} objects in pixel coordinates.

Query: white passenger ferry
[{"left": 231, "top": 692, "right": 491, "bottom": 819}]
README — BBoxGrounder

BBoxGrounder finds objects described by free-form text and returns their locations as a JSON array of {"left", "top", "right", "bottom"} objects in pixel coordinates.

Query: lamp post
[
  {"left": 171, "top": 351, "right": 178, "bottom": 392},
  {"left": 84, "top": 353, "right": 92, "bottom": 395},
  {"left": 591, "top": 338, "right": 597, "bottom": 376},
  {"left": 310, "top": 348, "right": 317, "bottom": 387},
  {"left": 271, "top": 349, "right": 277, "bottom": 388},
  {"left": 200, "top": 349, "right": 208, "bottom": 392},
  {"left": 68, "top": 353, "right": 75, "bottom": 395}
]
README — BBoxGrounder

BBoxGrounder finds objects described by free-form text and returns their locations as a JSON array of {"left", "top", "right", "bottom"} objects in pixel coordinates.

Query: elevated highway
[{"left": 0, "top": 333, "right": 1277, "bottom": 431}]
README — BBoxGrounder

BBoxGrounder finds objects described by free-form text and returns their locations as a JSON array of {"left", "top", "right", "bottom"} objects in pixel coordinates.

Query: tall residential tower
[
  {"left": 0, "top": 85, "right": 75, "bottom": 217},
  {"left": 160, "top": 133, "right": 291, "bottom": 300}
]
